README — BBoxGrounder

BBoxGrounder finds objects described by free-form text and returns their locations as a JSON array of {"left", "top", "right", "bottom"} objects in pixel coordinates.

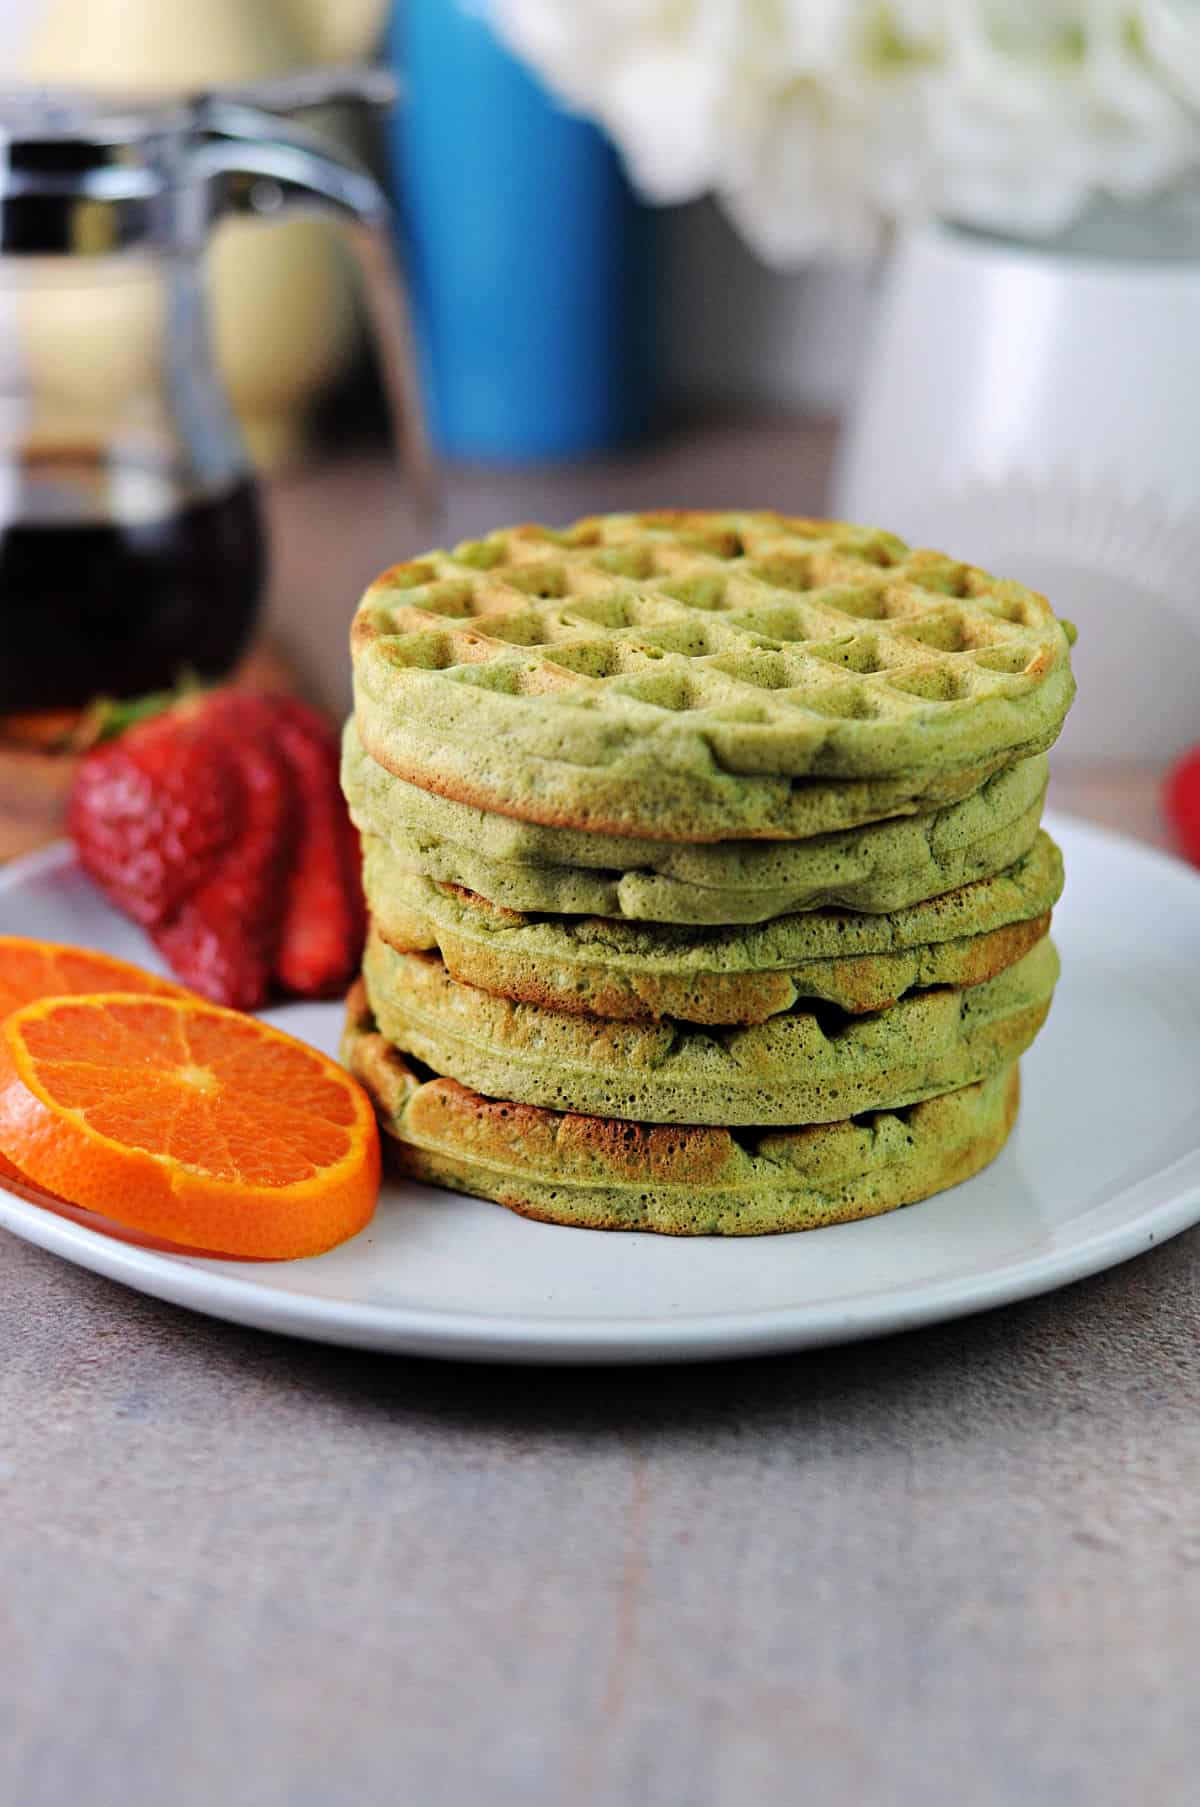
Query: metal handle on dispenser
[{"left": 190, "top": 73, "right": 435, "bottom": 512}]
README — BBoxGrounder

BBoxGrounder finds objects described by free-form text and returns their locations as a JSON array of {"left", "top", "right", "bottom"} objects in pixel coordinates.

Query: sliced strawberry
[
  {"left": 153, "top": 713, "right": 294, "bottom": 1009},
  {"left": 68, "top": 706, "right": 240, "bottom": 928},
  {"left": 69, "top": 684, "right": 359, "bottom": 1008},
  {"left": 265, "top": 700, "right": 366, "bottom": 999},
  {"left": 1164, "top": 747, "right": 1200, "bottom": 868}
]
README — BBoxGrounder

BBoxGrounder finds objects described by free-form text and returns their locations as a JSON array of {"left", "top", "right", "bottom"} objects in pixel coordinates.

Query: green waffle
[
  {"left": 347, "top": 721, "right": 1049, "bottom": 924},
  {"left": 343, "top": 985, "right": 1021, "bottom": 1236},
  {"left": 351, "top": 512, "right": 1074, "bottom": 841},
  {"left": 361, "top": 930, "right": 1058, "bottom": 1127},
  {"left": 367, "top": 833, "right": 1061, "bottom": 1024}
]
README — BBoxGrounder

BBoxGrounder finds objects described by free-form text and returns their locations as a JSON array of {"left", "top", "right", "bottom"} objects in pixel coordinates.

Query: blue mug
[{"left": 389, "top": 0, "right": 650, "bottom": 461}]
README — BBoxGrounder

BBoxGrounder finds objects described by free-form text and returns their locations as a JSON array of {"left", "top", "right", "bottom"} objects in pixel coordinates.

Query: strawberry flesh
[
  {"left": 152, "top": 715, "right": 294, "bottom": 1009},
  {"left": 268, "top": 700, "right": 366, "bottom": 998}
]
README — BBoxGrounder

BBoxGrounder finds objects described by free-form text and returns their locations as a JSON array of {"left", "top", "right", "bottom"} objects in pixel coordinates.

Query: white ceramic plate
[{"left": 1, "top": 814, "right": 1198, "bottom": 1366}]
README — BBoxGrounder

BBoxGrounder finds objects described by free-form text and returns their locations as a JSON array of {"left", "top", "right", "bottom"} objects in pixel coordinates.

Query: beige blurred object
[
  {"left": 209, "top": 217, "right": 357, "bottom": 467},
  {"left": 280, "top": 0, "right": 389, "bottom": 66},
  {"left": 21, "top": 263, "right": 162, "bottom": 436},
  {"left": 21, "top": 0, "right": 385, "bottom": 467}
]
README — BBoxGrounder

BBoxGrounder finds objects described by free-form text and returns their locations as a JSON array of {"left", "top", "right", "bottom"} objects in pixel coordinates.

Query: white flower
[
  {"left": 491, "top": 0, "right": 1200, "bottom": 263},
  {"left": 1143, "top": 0, "right": 1200, "bottom": 110},
  {"left": 928, "top": 3, "right": 1200, "bottom": 235},
  {"left": 495, "top": 1, "right": 741, "bottom": 200}
]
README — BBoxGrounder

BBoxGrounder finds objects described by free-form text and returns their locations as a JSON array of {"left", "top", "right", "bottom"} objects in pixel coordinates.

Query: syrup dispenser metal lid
[
  {"left": 0, "top": 68, "right": 434, "bottom": 507},
  {"left": 0, "top": 67, "right": 396, "bottom": 255}
]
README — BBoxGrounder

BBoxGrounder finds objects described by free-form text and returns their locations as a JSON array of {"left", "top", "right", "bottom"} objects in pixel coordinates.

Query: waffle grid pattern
[{"left": 355, "top": 514, "right": 1065, "bottom": 746}]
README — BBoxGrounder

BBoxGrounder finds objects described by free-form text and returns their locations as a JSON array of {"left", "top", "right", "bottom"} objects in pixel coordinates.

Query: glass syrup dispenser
[{"left": 0, "top": 70, "right": 429, "bottom": 711}]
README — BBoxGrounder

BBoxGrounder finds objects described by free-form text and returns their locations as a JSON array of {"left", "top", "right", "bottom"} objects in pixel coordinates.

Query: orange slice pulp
[
  {"left": 0, "top": 939, "right": 189, "bottom": 1184},
  {"left": 0, "top": 991, "right": 380, "bottom": 1258}
]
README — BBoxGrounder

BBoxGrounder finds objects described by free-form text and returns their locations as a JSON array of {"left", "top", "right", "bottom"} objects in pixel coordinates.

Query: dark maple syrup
[{"left": 0, "top": 452, "right": 265, "bottom": 710}]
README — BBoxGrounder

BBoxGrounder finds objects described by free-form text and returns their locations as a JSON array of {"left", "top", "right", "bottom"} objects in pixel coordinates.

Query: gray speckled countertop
[
  {"left": 2, "top": 427, "right": 1194, "bottom": 1806},
  {"left": 3, "top": 1224, "right": 1198, "bottom": 1806}
]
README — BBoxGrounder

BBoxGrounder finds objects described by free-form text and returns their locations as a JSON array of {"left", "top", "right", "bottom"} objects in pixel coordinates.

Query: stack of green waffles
[{"left": 341, "top": 511, "right": 1075, "bottom": 1235}]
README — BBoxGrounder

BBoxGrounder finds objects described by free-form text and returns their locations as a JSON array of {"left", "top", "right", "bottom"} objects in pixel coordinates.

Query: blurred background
[{"left": 2, "top": 0, "right": 1199, "bottom": 851}]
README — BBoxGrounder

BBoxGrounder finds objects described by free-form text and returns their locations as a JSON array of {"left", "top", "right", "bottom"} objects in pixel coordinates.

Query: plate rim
[{"left": 1, "top": 814, "right": 1198, "bottom": 1366}]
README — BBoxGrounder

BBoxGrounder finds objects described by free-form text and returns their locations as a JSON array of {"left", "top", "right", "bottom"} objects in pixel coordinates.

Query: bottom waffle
[{"left": 342, "top": 984, "right": 1020, "bottom": 1237}]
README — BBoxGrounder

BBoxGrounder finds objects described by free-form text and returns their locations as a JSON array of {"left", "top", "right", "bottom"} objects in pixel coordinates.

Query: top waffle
[{"left": 352, "top": 512, "right": 1076, "bottom": 842}]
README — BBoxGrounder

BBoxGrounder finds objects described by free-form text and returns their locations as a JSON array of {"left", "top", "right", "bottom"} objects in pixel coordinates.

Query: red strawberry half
[
  {"left": 68, "top": 705, "right": 241, "bottom": 928},
  {"left": 152, "top": 717, "right": 295, "bottom": 1009},
  {"left": 268, "top": 699, "right": 366, "bottom": 999},
  {"left": 1165, "top": 747, "right": 1200, "bottom": 868}
]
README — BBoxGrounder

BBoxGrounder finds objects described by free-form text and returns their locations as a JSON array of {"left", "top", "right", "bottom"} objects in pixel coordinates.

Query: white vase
[{"left": 834, "top": 212, "right": 1200, "bottom": 766}]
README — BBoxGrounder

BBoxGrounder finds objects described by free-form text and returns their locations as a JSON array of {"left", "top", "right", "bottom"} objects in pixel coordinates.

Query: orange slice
[
  {"left": 0, "top": 939, "right": 189, "bottom": 1183},
  {"left": 0, "top": 936, "right": 188, "bottom": 1019},
  {"left": 0, "top": 993, "right": 380, "bottom": 1258}
]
